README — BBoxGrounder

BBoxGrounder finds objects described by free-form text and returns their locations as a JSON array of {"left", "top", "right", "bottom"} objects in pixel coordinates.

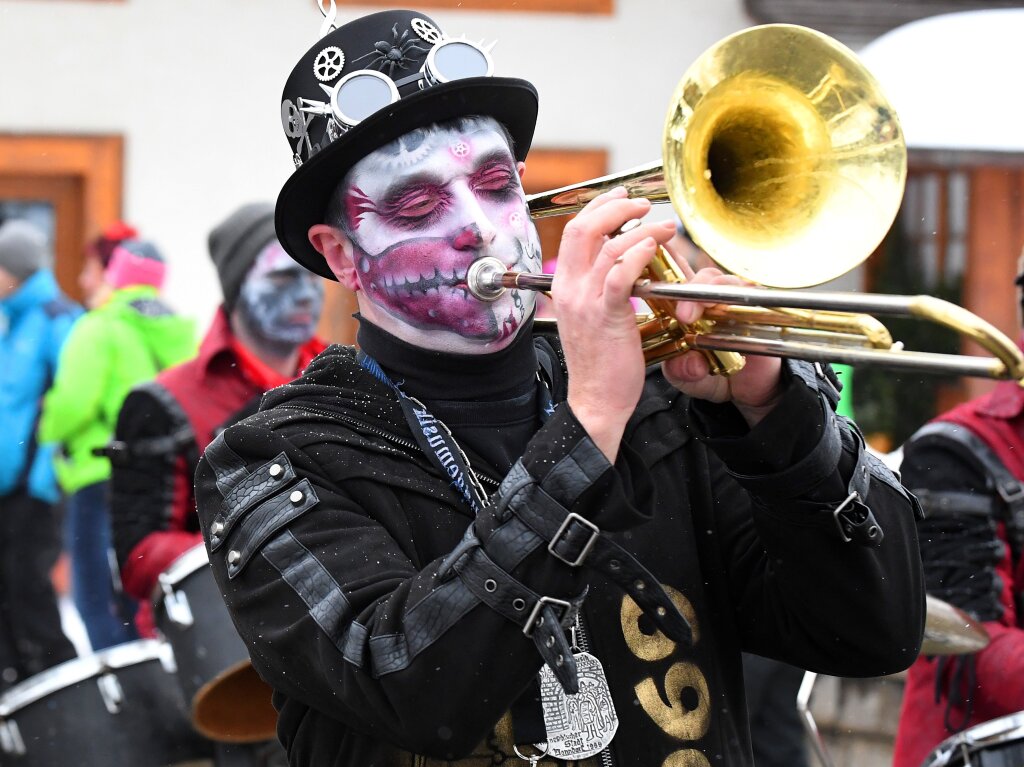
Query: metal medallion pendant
[{"left": 537, "top": 651, "right": 618, "bottom": 760}]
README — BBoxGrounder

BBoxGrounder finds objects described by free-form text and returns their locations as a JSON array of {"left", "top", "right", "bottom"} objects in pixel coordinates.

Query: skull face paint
[
  {"left": 337, "top": 116, "right": 543, "bottom": 353},
  {"left": 235, "top": 240, "right": 325, "bottom": 350}
]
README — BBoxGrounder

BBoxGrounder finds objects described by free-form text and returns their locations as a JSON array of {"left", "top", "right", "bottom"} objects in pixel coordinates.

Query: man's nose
[
  {"left": 452, "top": 187, "right": 497, "bottom": 250},
  {"left": 289, "top": 275, "right": 321, "bottom": 304}
]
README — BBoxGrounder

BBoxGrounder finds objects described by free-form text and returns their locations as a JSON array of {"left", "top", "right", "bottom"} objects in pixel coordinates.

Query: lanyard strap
[{"left": 357, "top": 350, "right": 555, "bottom": 516}]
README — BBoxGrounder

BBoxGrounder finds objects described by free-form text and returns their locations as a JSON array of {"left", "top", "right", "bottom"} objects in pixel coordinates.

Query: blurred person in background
[
  {"left": 109, "top": 202, "right": 326, "bottom": 637},
  {"left": 39, "top": 237, "right": 196, "bottom": 652},
  {"left": 79, "top": 221, "right": 138, "bottom": 309},
  {"left": 893, "top": 255, "right": 1024, "bottom": 767},
  {"left": 0, "top": 219, "right": 80, "bottom": 689}
]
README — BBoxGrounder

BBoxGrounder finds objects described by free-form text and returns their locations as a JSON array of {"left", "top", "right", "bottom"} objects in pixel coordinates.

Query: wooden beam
[{"left": 965, "top": 166, "right": 1021, "bottom": 399}]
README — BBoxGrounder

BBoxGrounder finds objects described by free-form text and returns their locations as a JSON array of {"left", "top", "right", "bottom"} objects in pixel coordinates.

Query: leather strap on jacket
[
  {"left": 723, "top": 360, "right": 892, "bottom": 547},
  {"left": 440, "top": 527, "right": 587, "bottom": 694},
  {"left": 493, "top": 460, "right": 693, "bottom": 649}
]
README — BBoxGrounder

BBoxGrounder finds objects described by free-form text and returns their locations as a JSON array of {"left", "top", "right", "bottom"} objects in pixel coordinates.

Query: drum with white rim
[
  {"left": 923, "top": 711, "right": 1024, "bottom": 767},
  {"left": 0, "top": 639, "right": 212, "bottom": 766},
  {"left": 154, "top": 544, "right": 277, "bottom": 743}
]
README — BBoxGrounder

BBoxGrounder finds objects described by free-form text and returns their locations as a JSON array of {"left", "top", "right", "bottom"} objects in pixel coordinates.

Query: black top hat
[{"left": 275, "top": 9, "right": 539, "bottom": 279}]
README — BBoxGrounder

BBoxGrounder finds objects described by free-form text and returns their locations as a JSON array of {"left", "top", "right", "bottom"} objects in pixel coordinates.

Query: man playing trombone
[{"left": 194, "top": 8, "right": 925, "bottom": 766}]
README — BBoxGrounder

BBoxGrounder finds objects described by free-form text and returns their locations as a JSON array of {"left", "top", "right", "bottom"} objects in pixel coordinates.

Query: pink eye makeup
[
  {"left": 379, "top": 184, "right": 452, "bottom": 227},
  {"left": 470, "top": 162, "right": 517, "bottom": 195}
]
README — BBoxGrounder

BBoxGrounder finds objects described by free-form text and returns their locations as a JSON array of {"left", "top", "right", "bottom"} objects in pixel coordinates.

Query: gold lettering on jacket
[
  {"left": 620, "top": 585, "right": 699, "bottom": 660},
  {"left": 661, "top": 749, "right": 712, "bottom": 767},
  {"left": 621, "top": 585, "right": 711, "bottom": 763},
  {"left": 635, "top": 662, "right": 710, "bottom": 741}
]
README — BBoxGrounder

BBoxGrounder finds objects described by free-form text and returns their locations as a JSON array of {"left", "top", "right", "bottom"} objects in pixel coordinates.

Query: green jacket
[{"left": 39, "top": 285, "right": 197, "bottom": 493}]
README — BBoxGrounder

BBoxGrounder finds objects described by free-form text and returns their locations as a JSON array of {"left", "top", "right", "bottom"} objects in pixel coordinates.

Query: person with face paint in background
[
  {"left": 108, "top": 202, "right": 326, "bottom": 639},
  {"left": 39, "top": 237, "right": 196, "bottom": 653},
  {"left": 193, "top": 10, "right": 925, "bottom": 767}
]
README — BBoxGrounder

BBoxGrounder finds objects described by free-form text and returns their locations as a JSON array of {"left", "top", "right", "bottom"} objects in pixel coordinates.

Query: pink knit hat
[{"left": 105, "top": 239, "right": 167, "bottom": 290}]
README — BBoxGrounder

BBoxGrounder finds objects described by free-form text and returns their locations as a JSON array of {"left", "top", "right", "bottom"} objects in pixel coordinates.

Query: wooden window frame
[{"left": 0, "top": 134, "right": 123, "bottom": 302}]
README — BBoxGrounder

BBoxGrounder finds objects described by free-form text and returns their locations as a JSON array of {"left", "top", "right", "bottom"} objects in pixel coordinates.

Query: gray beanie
[
  {"left": 208, "top": 202, "right": 277, "bottom": 311},
  {"left": 0, "top": 220, "right": 47, "bottom": 282}
]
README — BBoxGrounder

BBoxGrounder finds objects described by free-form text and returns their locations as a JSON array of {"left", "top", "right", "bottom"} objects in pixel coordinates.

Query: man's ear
[
  {"left": 309, "top": 224, "right": 360, "bottom": 291},
  {"left": 517, "top": 161, "right": 526, "bottom": 182}
]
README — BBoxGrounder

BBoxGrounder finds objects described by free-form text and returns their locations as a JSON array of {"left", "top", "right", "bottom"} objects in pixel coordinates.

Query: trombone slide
[{"left": 465, "top": 257, "right": 1024, "bottom": 382}]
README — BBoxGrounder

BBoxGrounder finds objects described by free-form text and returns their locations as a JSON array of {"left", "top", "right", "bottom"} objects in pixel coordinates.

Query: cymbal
[{"left": 921, "top": 594, "right": 991, "bottom": 655}]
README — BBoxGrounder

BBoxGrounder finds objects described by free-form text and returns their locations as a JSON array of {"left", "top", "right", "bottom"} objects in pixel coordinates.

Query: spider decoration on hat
[{"left": 353, "top": 23, "right": 431, "bottom": 76}]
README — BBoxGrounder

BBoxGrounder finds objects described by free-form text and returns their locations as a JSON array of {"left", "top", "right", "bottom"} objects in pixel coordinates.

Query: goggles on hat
[{"left": 328, "top": 39, "right": 494, "bottom": 129}]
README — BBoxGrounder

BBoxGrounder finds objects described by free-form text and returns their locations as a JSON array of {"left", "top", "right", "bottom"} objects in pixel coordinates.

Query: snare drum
[
  {"left": 923, "top": 711, "right": 1024, "bottom": 767},
  {"left": 154, "top": 544, "right": 277, "bottom": 743},
  {"left": 0, "top": 639, "right": 212, "bottom": 766}
]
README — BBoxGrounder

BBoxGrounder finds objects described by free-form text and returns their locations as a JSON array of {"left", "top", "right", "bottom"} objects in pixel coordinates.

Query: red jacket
[
  {"left": 111, "top": 308, "right": 326, "bottom": 631},
  {"left": 893, "top": 378, "right": 1024, "bottom": 767}
]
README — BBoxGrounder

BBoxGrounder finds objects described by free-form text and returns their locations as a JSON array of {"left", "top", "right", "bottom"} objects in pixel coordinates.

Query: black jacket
[{"left": 194, "top": 336, "right": 924, "bottom": 767}]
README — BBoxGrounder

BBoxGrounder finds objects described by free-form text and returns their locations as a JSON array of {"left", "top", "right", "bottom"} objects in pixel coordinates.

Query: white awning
[{"left": 857, "top": 9, "right": 1024, "bottom": 152}]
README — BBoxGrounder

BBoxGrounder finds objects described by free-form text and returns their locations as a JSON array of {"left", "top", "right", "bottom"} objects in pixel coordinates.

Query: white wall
[{"left": 0, "top": 0, "right": 752, "bottom": 325}]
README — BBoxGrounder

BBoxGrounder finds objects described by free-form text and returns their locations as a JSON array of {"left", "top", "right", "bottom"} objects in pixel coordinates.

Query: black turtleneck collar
[{"left": 356, "top": 314, "right": 539, "bottom": 403}]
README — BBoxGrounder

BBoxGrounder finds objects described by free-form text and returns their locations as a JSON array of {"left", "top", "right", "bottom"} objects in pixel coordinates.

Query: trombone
[{"left": 467, "top": 24, "right": 1024, "bottom": 382}]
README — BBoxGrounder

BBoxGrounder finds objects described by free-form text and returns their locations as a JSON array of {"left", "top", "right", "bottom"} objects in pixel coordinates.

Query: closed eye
[
  {"left": 471, "top": 162, "right": 518, "bottom": 196},
  {"left": 381, "top": 185, "right": 452, "bottom": 227}
]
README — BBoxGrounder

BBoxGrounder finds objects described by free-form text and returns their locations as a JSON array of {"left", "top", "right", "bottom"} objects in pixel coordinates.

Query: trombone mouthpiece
[{"left": 466, "top": 257, "right": 508, "bottom": 301}]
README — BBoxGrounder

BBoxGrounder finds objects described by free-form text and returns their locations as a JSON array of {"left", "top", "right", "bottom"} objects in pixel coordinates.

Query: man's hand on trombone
[
  {"left": 659, "top": 240, "right": 784, "bottom": 429},
  {"left": 551, "top": 186, "right": 784, "bottom": 462}
]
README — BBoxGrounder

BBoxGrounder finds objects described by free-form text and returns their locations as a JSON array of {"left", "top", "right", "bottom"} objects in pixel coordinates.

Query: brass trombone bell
[
  {"left": 665, "top": 24, "right": 907, "bottom": 289},
  {"left": 528, "top": 24, "right": 908, "bottom": 290}
]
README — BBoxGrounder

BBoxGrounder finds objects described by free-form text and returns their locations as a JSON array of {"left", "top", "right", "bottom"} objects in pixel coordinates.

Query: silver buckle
[
  {"left": 832, "top": 491, "right": 862, "bottom": 543},
  {"left": 523, "top": 596, "right": 572, "bottom": 638},
  {"left": 548, "top": 512, "right": 600, "bottom": 567}
]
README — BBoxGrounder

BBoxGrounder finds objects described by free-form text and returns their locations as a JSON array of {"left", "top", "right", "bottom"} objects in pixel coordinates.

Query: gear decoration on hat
[
  {"left": 411, "top": 18, "right": 443, "bottom": 45},
  {"left": 313, "top": 46, "right": 345, "bottom": 82},
  {"left": 352, "top": 23, "right": 430, "bottom": 77}
]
